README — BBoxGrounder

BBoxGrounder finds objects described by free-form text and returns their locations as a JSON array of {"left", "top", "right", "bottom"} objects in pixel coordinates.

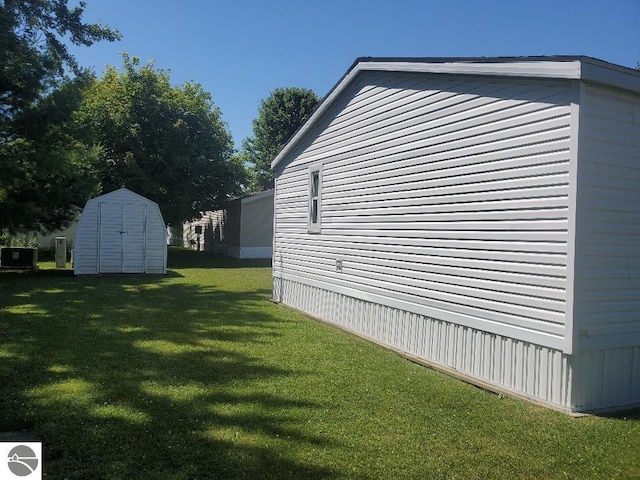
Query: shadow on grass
[
  {"left": 167, "top": 247, "right": 272, "bottom": 270},
  {"left": 0, "top": 261, "right": 341, "bottom": 479}
]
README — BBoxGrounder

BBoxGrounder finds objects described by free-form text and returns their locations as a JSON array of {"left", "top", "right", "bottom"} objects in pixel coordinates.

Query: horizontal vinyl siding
[
  {"left": 574, "top": 85, "right": 640, "bottom": 350},
  {"left": 274, "top": 72, "right": 574, "bottom": 348}
]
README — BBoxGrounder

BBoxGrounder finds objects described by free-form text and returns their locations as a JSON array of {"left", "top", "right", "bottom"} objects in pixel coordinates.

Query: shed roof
[
  {"left": 86, "top": 187, "right": 160, "bottom": 206},
  {"left": 272, "top": 56, "right": 640, "bottom": 169}
]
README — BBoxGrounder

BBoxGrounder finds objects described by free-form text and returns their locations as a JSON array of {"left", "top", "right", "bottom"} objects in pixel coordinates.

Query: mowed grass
[{"left": 0, "top": 248, "right": 638, "bottom": 479}]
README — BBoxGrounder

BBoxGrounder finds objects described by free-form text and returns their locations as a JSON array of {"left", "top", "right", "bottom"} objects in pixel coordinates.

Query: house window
[{"left": 308, "top": 165, "right": 322, "bottom": 233}]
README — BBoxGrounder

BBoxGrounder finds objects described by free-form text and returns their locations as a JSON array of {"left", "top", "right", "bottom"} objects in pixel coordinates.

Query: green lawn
[{"left": 0, "top": 248, "right": 638, "bottom": 479}]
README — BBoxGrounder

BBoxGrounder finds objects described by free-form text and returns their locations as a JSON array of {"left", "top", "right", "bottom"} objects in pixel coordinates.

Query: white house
[
  {"left": 74, "top": 188, "right": 167, "bottom": 274},
  {"left": 176, "top": 190, "right": 274, "bottom": 259},
  {"left": 271, "top": 56, "right": 640, "bottom": 413}
]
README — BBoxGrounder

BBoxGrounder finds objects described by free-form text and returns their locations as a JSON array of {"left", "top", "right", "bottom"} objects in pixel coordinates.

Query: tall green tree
[
  {"left": 243, "top": 87, "right": 320, "bottom": 190},
  {"left": 74, "top": 55, "right": 245, "bottom": 225},
  {"left": 1, "top": 75, "right": 102, "bottom": 233},
  {"left": 0, "top": 0, "right": 120, "bottom": 139},
  {"left": 0, "top": 0, "right": 120, "bottom": 233}
]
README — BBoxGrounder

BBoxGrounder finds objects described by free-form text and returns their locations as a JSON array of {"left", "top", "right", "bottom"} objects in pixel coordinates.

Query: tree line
[{"left": 0, "top": 0, "right": 319, "bottom": 236}]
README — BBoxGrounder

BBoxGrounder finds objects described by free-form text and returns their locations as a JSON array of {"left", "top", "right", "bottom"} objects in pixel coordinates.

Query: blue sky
[{"left": 69, "top": 0, "right": 640, "bottom": 149}]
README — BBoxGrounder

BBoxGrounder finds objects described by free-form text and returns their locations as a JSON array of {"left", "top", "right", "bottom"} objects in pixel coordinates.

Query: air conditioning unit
[{"left": 0, "top": 247, "right": 38, "bottom": 270}]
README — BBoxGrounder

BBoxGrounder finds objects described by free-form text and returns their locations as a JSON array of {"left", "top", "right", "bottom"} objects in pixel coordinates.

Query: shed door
[{"left": 99, "top": 203, "right": 147, "bottom": 273}]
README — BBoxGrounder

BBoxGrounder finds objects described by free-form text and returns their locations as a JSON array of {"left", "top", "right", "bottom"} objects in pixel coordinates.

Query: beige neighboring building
[{"left": 174, "top": 190, "right": 273, "bottom": 259}]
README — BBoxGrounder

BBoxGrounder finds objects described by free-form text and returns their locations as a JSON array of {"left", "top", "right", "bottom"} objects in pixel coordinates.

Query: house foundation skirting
[{"left": 273, "top": 277, "right": 640, "bottom": 413}]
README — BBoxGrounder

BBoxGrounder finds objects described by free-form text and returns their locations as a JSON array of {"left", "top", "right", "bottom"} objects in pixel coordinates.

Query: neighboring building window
[{"left": 308, "top": 165, "right": 322, "bottom": 233}]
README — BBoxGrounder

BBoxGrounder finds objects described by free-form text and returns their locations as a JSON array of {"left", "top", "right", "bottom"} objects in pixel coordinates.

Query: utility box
[
  {"left": 55, "top": 237, "right": 67, "bottom": 268},
  {"left": 0, "top": 247, "right": 38, "bottom": 269}
]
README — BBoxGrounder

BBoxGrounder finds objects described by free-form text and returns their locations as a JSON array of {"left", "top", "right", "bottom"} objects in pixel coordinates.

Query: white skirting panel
[
  {"left": 570, "top": 347, "right": 640, "bottom": 412},
  {"left": 274, "top": 278, "right": 640, "bottom": 413}
]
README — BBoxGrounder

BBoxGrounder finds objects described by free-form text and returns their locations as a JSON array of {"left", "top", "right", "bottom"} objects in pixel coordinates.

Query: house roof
[
  {"left": 271, "top": 56, "right": 640, "bottom": 169},
  {"left": 227, "top": 189, "right": 274, "bottom": 205},
  {"left": 240, "top": 189, "right": 274, "bottom": 205}
]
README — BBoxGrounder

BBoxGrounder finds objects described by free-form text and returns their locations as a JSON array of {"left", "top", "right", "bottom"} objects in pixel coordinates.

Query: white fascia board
[
  {"left": 365, "top": 58, "right": 640, "bottom": 96},
  {"left": 356, "top": 59, "right": 583, "bottom": 80},
  {"left": 580, "top": 58, "right": 640, "bottom": 95}
]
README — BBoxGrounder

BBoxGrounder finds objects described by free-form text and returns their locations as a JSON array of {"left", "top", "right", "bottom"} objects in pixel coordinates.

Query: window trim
[{"left": 308, "top": 165, "right": 322, "bottom": 233}]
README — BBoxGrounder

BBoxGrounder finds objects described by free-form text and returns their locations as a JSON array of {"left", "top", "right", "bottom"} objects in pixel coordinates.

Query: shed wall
[
  {"left": 274, "top": 71, "right": 575, "bottom": 350},
  {"left": 144, "top": 202, "right": 168, "bottom": 273},
  {"left": 74, "top": 189, "right": 167, "bottom": 274},
  {"left": 74, "top": 201, "right": 99, "bottom": 274}
]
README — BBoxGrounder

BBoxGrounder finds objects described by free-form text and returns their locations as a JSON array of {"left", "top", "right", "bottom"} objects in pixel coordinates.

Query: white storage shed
[
  {"left": 74, "top": 188, "right": 167, "bottom": 275},
  {"left": 271, "top": 56, "right": 640, "bottom": 413}
]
